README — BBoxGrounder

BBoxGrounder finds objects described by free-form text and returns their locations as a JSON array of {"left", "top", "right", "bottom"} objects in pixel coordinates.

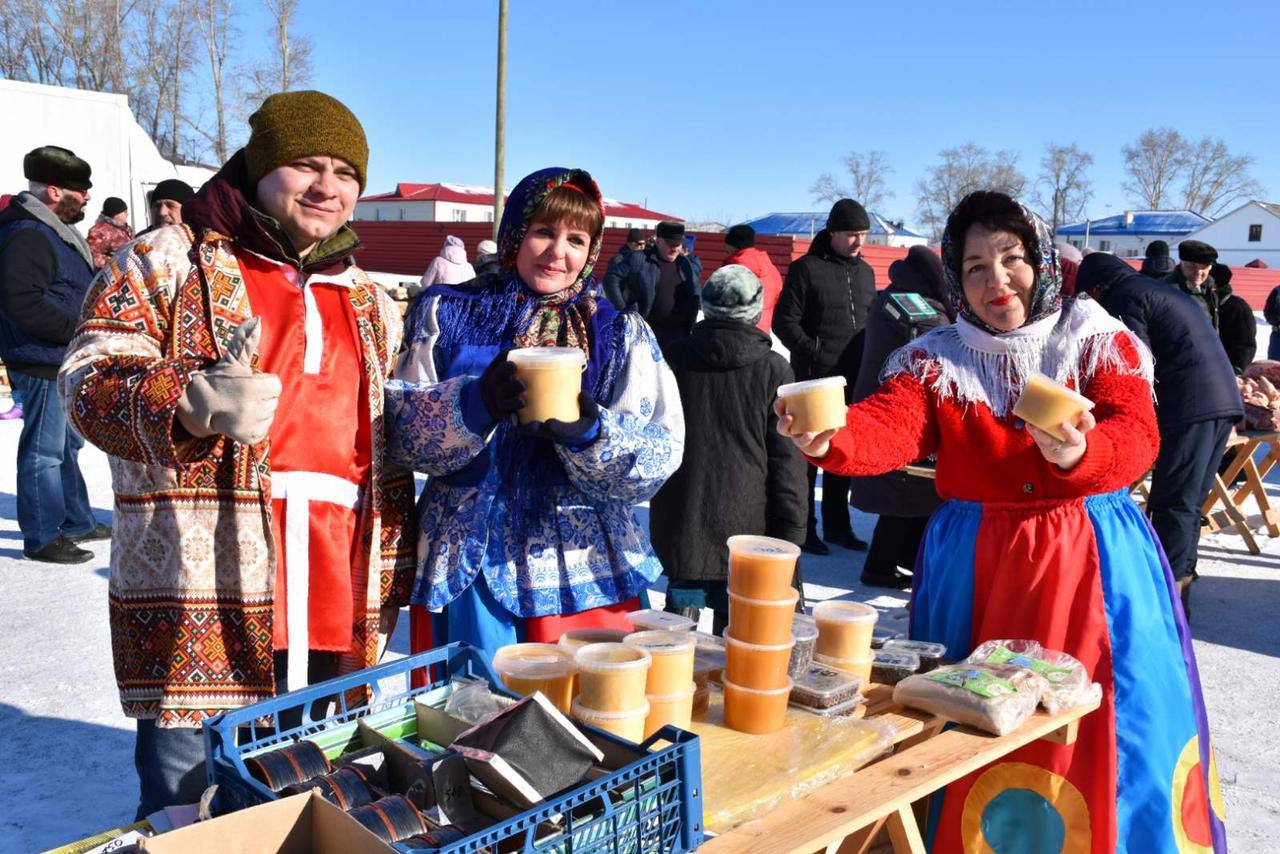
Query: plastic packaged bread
[
  {"left": 966, "top": 639, "right": 1102, "bottom": 714},
  {"left": 1011, "top": 372, "right": 1094, "bottom": 441},
  {"left": 892, "top": 663, "right": 1044, "bottom": 735}
]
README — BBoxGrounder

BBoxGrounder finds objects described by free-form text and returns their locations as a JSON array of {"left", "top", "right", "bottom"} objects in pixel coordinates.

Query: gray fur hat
[{"left": 701, "top": 264, "right": 763, "bottom": 324}]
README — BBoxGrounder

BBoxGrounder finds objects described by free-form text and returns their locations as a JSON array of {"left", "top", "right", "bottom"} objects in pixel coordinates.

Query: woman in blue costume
[
  {"left": 385, "top": 167, "right": 684, "bottom": 659},
  {"left": 780, "top": 192, "right": 1226, "bottom": 852}
]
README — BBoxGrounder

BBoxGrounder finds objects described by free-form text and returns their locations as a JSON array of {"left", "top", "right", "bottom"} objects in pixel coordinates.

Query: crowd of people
[{"left": 0, "top": 88, "right": 1242, "bottom": 851}]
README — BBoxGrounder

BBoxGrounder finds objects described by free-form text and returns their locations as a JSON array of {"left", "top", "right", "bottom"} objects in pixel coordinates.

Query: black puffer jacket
[
  {"left": 649, "top": 319, "right": 807, "bottom": 581},
  {"left": 772, "top": 229, "right": 876, "bottom": 387},
  {"left": 848, "top": 247, "right": 952, "bottom": 517},
  {"left": 601, "top": 244, "right": 699, "bottom": 340},
  {"left": 1081, "top": 253, "right": 1242, "bottom": 428},
  {"left": 1212, "top": 266, "right": 1257, "bottom": 374}
]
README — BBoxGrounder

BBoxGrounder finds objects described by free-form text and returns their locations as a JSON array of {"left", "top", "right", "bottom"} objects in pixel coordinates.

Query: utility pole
[{"left": 492, "top": 0, "right": 507, "bottom": 238}]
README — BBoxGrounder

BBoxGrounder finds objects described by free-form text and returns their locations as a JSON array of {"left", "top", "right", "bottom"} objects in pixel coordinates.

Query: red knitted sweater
[{"left": 814, "top": 335, "right": 1158, "bottom": 503}]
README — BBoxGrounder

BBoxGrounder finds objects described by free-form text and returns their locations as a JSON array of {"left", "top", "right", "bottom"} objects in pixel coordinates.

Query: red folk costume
[
  {"left": 237, "top": 247, "right": 372, "bottom": 690},
  {"left": 814, "top": 297, "right": 1225, "bottom": 852}
]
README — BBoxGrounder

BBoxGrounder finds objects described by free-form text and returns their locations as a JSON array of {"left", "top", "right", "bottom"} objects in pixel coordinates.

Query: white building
[
  {"left": 0, "top": 79, "right": 213, "bottom": 235},
  {"left": 1177, "top": 201, "right": 1280, "bottom": 267},
  {"left": 1055, "top": 210, "right": 1209, "bottom": 258},
  {"left": 355, "top": 183, "right": 678, "bottom": 229}
]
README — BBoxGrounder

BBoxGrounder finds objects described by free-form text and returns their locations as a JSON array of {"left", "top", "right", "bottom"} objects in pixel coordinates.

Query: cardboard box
[{"left": 139, "top": 791, "right": 397, "bottom": 853}]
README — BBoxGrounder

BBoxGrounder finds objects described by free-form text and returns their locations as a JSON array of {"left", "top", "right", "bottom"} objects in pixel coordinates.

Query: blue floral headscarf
[
  {"left": 940, "top": 196, "right": 1063, "bottom": 335},
  {"left": 496, "top": 167, "right": 605, "bottom": 353}
]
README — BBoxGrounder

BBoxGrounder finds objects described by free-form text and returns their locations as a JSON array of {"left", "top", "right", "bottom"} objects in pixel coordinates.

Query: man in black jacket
[
  {"left": 1079, "top": 253, "right": 1243, "bottom": 617},
  {"left": 650, "top": 264, "right": 807, "bottom": 632},
  {"left": 849, "top": 246, "right": 952, "bottom": 588},
  {"left": 1210, "top": 263, "right": 1256, "bottom": 373},
  {"left": 602, "top": 220, "right": 700, "bottom": 351},
  {"left": 603, "top": 227, "right": 645, "bottom": 285},
  {"left": 773, "top": 198, "right": 876, "bottom": 554},
  {"left": 1164, "top": 240, "right": 1220, "bottom": 328},
  {"left": 0, "top": 146, "right": 108, "bottom": 563}
]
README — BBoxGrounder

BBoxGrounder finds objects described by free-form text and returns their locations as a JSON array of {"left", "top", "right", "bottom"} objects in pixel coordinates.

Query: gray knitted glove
[{"left": 176, "top": 317, "right": 282, "bottom": 446}]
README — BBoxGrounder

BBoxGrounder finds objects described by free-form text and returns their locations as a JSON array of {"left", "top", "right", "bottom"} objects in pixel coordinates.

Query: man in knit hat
[
  {"left": 1140, "top": 239, "right": 1175, "bottom": 278},
  {"left": 0, "top": 145, "right": 108, "bottom": 564},
  {"left": 773, "top": 198, "right": 876, "bottom": 554},
  {"left": 61, "top": 91, "right": 415, "bottom": 816},
  {"left": 87, "top": 196, "right": 133, "bottom": 269},
  {"left": 138, "top": 178, "right": 195, "bottom": 236},
  {"left": 650, "top": 265, "right": 807, "bottom": 632}
]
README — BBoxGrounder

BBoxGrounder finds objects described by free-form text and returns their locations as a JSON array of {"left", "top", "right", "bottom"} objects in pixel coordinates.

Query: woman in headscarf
[
  {"left": 387, "top": 167, "right": 684, "bottom": 658},
  {"left": 779, "top": 191, "right": 1225, "bottom": 853}
]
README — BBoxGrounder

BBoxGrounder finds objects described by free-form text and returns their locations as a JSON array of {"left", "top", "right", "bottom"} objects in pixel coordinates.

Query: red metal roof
[{"left": 358, "top": 182, "right": 681, "bottom": 222}]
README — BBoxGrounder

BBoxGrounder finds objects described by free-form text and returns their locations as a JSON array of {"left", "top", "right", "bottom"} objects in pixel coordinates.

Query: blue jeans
[
  {"left": 9, "top": 371, "right": 95, "bottom": 552},
  {"left": 132, "top": 652, "right": 340, "bottom": 819}
]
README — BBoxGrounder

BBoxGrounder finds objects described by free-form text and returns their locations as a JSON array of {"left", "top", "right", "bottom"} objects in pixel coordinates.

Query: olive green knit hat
[{"left": 244, "top": 90, "right": 368, "bottom": 191}]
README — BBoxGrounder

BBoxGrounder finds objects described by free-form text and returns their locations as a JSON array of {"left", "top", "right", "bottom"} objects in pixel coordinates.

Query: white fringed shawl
[{"left": 881, "top": 296, "right": 1154, "bottom": 417}]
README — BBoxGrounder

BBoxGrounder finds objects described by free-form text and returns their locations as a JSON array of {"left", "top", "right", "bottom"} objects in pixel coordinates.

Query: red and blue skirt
[{"left": 911, "top": 489, "right": 1227, "bottom": 853}]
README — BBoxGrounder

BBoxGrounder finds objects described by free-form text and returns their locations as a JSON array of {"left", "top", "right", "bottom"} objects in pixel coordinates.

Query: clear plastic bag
[
  {"left": 966, "top": 639, "right": 1102, "bottom": 714},
  {"left": 892, "top": 663, "right": 1043, "bottom": 736},
  {"left": 444, "top": 677, "right": 507, "bottom": 724}
]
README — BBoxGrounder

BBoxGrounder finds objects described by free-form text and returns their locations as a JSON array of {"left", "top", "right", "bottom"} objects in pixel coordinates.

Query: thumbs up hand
[{"left": 176, "top": 317, "right": 282, "bottom": 446}]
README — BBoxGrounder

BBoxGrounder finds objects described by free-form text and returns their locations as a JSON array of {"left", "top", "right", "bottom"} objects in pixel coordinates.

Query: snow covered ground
[{"left": 1, "top": 418, "right": 1278, "bottom": 852}]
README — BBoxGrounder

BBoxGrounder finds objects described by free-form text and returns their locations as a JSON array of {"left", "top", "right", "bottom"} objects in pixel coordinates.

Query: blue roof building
[
  {"left": 1056, "top": 210, "right": 1210, "bottom": 257},
  {"left": 741, "top": 211, "right": 928, "bottom": 246}
]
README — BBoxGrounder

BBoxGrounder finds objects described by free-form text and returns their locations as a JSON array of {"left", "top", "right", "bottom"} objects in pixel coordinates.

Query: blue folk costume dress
[
  {"left": 385, "top": 168, "right": 684, "bottom": 660},
  {"left": 814, "top": 206, "right": 1227, "bottom": 853}
]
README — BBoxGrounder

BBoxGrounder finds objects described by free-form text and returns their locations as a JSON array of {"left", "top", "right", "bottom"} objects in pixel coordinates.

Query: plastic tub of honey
[
  {"left": 492, "top": 643, "right": 576, "bottom": 714},
  {"left": 727, "top": 589, "right": 799, "bottom": 646},
  {"left": 722, "top": 677, "right": 793, "bottom": 735},
  {"left": 624, "top": 608, "right": 696, "bottom": 633},
  {"left": 814, "top": 652, "right": 874, "bottom": 688},
  {"left": 776, "top": 376, "right": 848, "bottom": 434},
  {"left": 624, "top": 630, "right": 696, "bottom": 695},
  {"left": 724, "top": 633, "right": 796, "bottom": 691},
  {"left": 507, "top": 346, "right": 586, "bottom": 424},
  {"left": 571, "top": 698, "right": 649, "bottom": 744},
  {"left": 556, "top": 627, "right": 629, "bottom": 654},
  {"left": 726, "top": 535, "right": 801, "bottom": 600},
  {"left": 573, "top": 643, "right": 652, "bottom": 712},
  {"left": 1011, "top": 372, "right": 1094, "bottom": 442},
  {"left": 813, "top": 600, "right": 878, "bottom": 661},
  {"left": 643, "top": 682, "right": 696, "bottom": 737}
]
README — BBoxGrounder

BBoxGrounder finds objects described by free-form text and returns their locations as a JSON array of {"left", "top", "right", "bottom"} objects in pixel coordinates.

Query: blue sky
[{"left": 240, "top": 0, "right": 1278, "bottom": 229}]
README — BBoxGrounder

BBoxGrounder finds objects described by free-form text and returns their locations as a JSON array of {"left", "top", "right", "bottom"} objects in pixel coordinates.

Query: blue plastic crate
[{"left": 202, "top": 642, "right": 704, "bottom": 853}]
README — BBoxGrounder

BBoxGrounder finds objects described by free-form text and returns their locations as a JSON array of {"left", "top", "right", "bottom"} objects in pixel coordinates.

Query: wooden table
[
  {"left": 700, "top": 684, "right": 1099, "bottom": 854},
  {"left": 1199, "top": 429, "right": 1280, "bottom": 554}
]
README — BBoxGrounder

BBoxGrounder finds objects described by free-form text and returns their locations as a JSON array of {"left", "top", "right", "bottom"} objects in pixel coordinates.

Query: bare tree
[
  {"left": 809, "top": 150, "right": 894, "bottom": 210},
  {"left": 1121, "top": 128, "right": 1186, "bottom": 209},
  {"left": 1180, "top": 137, "right": 1262, "bottom": 218},
  {"left": 247, "top": 0, "right": 311, "bottom": 101},
  {"left": 914, "top": 142, "right": 1027, "bottom": 241},
  {"left": 1034, "top": 143, "right": 1094, "bottom": 232},
  {"left": 189, "top": 0, "right": 236, "bottom": 163},
  {"left": 809, "top": 171, "right": 845, "bottom": 205},
  {"left": 128, "top": 0, "right": 196, "bottom": 160}
]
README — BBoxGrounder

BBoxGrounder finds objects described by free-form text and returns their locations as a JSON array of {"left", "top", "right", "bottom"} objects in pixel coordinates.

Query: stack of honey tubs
[{"left": 722, "top": 535, "right": 802, "bottom": 734}]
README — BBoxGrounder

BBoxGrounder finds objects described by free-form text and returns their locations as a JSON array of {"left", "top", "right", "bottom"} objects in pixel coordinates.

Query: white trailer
[{"left": 0, "top": 78, "right": 213, "bottom": 235}]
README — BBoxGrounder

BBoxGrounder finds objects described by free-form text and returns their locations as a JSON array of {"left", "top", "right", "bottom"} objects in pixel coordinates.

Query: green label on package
[
  {"left": 985, "top": 646, "right": 1073, "bottom": 684},
  {"left": 925, "top": 668, "right": 1015, "bottom": 698}
]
